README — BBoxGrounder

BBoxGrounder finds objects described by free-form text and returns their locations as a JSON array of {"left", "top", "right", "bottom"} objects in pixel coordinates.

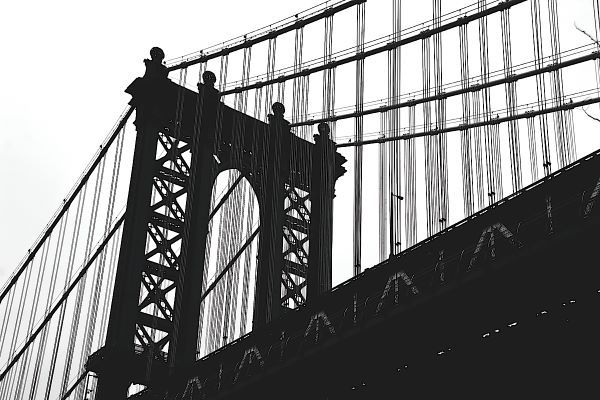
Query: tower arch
[{"left": 197, "top": 169, "right": 260, "bottom": 358}]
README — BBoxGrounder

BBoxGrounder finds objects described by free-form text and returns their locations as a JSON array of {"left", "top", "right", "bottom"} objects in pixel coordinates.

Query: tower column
[
  {"left": 307, "top": 123, "right": 336, "bottom": 300},
  {"left": 169, "top": 72, "right": 220, "bottom": 380},
  {"left": 253, "top": 103, "right": 291, "bottom": 327},
  {"left": 95, "top": 48, "right": 170, "bottom": 399}
]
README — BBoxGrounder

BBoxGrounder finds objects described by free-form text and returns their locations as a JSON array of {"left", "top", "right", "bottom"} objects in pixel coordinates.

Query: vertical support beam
[
  {"left": 96, "top": 49, "right": 170, "bottom": 399},
  {"left": 253, "top": 103, "right": 291, "bottom": 328},
  {"left": 307, "top": 123, "right": 336, "bottom": 300},
  {"left": 169, "top": 73, "right": 220, "bottom": 380}
]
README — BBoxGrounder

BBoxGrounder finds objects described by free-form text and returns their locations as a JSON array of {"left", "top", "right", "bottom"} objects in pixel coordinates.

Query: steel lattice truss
[
  {"left": 282, "top": 185, "right": 311, "bottom": 309},
  {"left": 135, "top": 127, "right": 191, "bottom": 356}
]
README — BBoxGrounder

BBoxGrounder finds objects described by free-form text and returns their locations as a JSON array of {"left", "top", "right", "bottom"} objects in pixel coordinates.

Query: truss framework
[
  {"left": 282, "top": 185, "right": 311, "bottom": 308},
  {"left": 135, "top": 128, "right": 191, "bottom": 356}
]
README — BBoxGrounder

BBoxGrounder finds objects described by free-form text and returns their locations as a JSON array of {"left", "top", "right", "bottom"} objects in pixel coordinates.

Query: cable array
[
  {"left": 389, "top": 0, "right": 403, "bottom": 255},
  {"left": 501, "top": 7, "right": 523, "bottom": 192},
  {"left": 549, "top": 0, "right": 576, "bottom": 168},
  {"left": 0, "top": 102, "right": 130, "bottom": 398},
  {"left": 434, "top": 0, "right": 449, "bottom": 234},
  {"left": 459, "top": 23, "right": 474, "bottom": 216},
  {"left": 530, "top": 0, "right": 552, "bottom": 176},
  {"left": 6, "top": 1, "right": 600, "bottom": 397},
  {"left": 404, "top": 104, "right": 417, "bottom": 248}
]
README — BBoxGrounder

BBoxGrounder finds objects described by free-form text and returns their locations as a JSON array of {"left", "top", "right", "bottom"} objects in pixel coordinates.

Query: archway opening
[{"left": 196, "top": 169, "right": 259, "bottom": 359}]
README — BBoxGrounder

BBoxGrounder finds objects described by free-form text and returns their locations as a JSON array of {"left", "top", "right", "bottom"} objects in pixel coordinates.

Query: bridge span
[{"left": 129, "top": 147, "right": 600, "bottom": 399}]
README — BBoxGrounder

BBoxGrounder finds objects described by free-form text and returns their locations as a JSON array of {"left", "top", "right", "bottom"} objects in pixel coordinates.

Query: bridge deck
[{"left": 139, "top": 149, "right": 600, "bottom": 398}]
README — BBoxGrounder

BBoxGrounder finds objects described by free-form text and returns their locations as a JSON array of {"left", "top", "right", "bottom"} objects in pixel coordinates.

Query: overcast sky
[
  {"left": 5, "top": 3, "right": 600, "bottom": 397},
  {"left": 0, "top": 0, "right": 325, "bottom": 282},
  {"left": 2, "top": 0, "right": 600, "bottom": 286}
]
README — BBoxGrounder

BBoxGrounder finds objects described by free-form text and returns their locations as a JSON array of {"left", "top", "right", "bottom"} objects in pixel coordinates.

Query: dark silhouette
[{"left": 143, "top": 46, "right": 167, "bottom": 80}]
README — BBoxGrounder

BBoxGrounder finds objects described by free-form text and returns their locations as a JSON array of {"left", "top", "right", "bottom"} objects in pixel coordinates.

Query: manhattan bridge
[{"left": 2, "top": 0, "right": 600, "bottom": 398}]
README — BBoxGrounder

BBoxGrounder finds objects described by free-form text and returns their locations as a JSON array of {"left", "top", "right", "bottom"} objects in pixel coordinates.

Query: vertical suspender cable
[
  {"left": 2, "top": 245, "right": 40, "bottom": 398},
  {"left": 530, "top": 0, "right": 552, "bottom": 176},
  {"left": 44, "top": 184, "right": 87, "bottom": 400},
  {"left": 74, "top": 125, "right": 126, "bottom": 400},
  {"left": 292, "top": 24, "right": 305, "bottom": 136},
  {"left": 323, "top": 11, "right": 336, "bottom": 138},
  {"left": 526, "top": 114, "right": 539, "bottom": 182},
  {"left": 1, "top": 249, "right": 35, "bottom": 397},
  {"left": 433, "top": 0, "right": 448, "bottom": 231},
  {"left": 301, "top": 75, "right": 310, "bottom": 139},
  {"left": 219, "top": 54, "right": 230, "bottom": 95},
  {"left": 354, "top": 2, "right": 365, "bottom": 274},
  {"left": 548, "top": 0, "right": 576, "bottom": 166},
  {"left": 501, "top": 8, "right": 523, "bottom": 192},
  {"left": 548, "top": 0, "right": 565, "bottom": 168},
  {"left": 478, "top": 0, "right": 502, "bottom": 205},
  {"left": 593, "top": 0, "right": 600, "bottom": 115},
  {"left": 59, "top": 156, "right": 107, "bottom": 397},
  {"left": 198, "top": 60, "right": 228, "bottom": 356},
  {"left": 13, "top": 232, "right": 53, "bottom": 399},
  {"left": 379, "top": 111, "right": 388, "bottom": 261},
  {"left": 422, "top": 35, "right": 434, "bottom": 236},
  {"left": 98, "top": 222, "right": 123, "bottom": 346},
  {"left": 459, "top": 22, "right": 474, "bottom": 217},
  {"left": 98, "top": 129, "right": 126, "bottom": 347},
  {"left": 239, "top": 105, "right": 259, "bottom": 332},
  {"left": 405, "top": 104, "right": 417, "bottom": 247},
  {"left": 266, "top": 38, "right": 277, "bottom": 113},
  {"left": 472, "top": 90, "right": 485, "bottom": 210},
  {"left": 390, "top": 0, "right": 402, "bottom": 254},
  {"left": 29, "top": 213, "right": 69, "bottom": 400},
  {"left": 0, "top": 283, "right": 16, "bottom": 360}
]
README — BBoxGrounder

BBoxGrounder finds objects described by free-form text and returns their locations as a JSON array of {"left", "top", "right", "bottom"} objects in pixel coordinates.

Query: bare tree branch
[
  {"left": 582, "top": 107, "right": 600, "bottom": 123},
  {"left": 573, "top": 24, "right": 600, "bottom": 124},
  {"left": 574, "top": 23, "right": 600, "bottom": 46}
]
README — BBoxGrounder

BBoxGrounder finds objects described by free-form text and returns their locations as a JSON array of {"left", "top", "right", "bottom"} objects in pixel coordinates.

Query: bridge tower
[{"left": 87, "top": 49, "right": 346, "bottom": 398}]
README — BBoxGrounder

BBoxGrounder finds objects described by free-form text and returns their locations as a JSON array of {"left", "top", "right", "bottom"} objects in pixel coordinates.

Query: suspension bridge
[{"left": 1, "top": 0, "right": 600, "bottom": 398}]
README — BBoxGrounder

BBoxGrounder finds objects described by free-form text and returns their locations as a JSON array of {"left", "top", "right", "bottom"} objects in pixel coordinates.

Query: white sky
[
  {"left": 2, "top": 2, "right": 600, "bottom": 394},
  {"left": 0, "top": 0, "right": 323, "bottom": 283},
  {"left": 2, "top": 0, "right": 600, "bottom": 287}
]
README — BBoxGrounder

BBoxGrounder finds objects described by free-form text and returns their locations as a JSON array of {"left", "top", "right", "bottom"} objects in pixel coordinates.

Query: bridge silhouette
[{"left": 1, "top": 0, "right": 600, "bottom": 398}]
